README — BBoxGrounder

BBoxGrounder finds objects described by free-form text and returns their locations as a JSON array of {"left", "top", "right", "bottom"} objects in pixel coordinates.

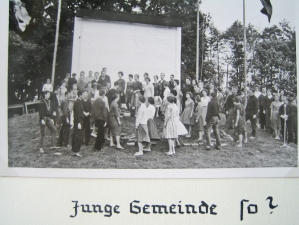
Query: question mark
[{"left": 266, "top": 196, "right": 278, "bottom": 214}]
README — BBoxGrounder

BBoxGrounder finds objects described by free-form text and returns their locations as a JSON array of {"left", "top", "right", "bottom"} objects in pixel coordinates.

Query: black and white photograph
[{"left": 5, "top": 0, "right": 298, "bottom": 175}]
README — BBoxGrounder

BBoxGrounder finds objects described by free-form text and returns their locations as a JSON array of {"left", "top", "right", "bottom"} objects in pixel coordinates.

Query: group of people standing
[
  {"left": 223, "top": 86, "right": 297, "bottom": 147},
  {"left": 38, "top": 69, "right": 297, "bottom": 157}
]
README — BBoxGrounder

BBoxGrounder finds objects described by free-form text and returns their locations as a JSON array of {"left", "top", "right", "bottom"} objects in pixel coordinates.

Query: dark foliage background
[{"left": 8, "top": 0, "right": 296, "bottom": 104}]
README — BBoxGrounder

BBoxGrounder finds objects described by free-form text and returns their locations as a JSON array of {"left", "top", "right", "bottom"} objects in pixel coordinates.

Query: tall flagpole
[
  {"left": 51, "top": 0, "right": 62, "bottom": 87},
  {"left": 196, "top": 0, "right": 200, "bottom": 81},
  {"left": 243, "top": 0, "right": 247, "bottom": 107}
]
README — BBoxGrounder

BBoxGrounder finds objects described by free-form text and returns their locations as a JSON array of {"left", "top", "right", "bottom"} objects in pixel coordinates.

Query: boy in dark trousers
[{"left": 246, "top": 89, "right": 259, "bottom": 139}]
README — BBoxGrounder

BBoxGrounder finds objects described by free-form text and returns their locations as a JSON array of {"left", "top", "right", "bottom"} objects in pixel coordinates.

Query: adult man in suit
[
  {"left": 81, "top": 90, "right": 92, "bottom": 146},
  {"left": 72, "top": 90, "right": 87, "bottom": 157},
  {"left": 279, "top": 96, "right": 293, "bottom": 143},
  {"left": 205, "top": 93, "right": 222, "bottom": 150},
  {"left": 246, "top": 89, "right": 259, "bottom": 139}
]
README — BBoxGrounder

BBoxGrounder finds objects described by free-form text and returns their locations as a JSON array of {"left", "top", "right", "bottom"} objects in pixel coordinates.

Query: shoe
[
  {"left": 165, "top": 152, "right": 173, "bottom": 155},
  {"left": 65, "top": 145, "right": 70, "bottom": 147},
  {"left": 50, "top": 146, "right": 60, "bottom": 150},
  {"left": 214, "top": 146, "right": 221, "bottom": 150},
  {"left": 206, "top": 146, "right": 211, "bottom": 151},
  {"left": 39, "top": 148, "right": 44, "bottom": 153},
  {"left": 249, "top": 136, "right": 255, "bottom": 139},
  {"left": 91, "top": 133, "right": 97, "bottom": 137},
  {"left": 143, "top": 148, "right": 151, "bottom": 152},
  {"left": 185, "top": 134, "right": 191, "bottom": 138},
  {"left": 116, "top": 146, "right": 125, "bottom": 150},
  {"left": 176, "top": 144, "right": 181, "bottom": 148},
  {"left": 73, "top": 153, "right": 82, "bottom": 157},
  {"left": 134, "top": 152, "right": 143, "bottom": 156}
]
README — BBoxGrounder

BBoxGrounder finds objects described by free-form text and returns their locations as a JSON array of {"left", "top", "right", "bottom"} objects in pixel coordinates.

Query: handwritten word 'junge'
[
  {"left": 240, "top": 196, "right": 278, "bottom": 221},
  {"left": 70, "top": 201, "right": 120, "bottom": 218},
  {"left": 130, "top": 200, "right": 217, "bottom": 215}
]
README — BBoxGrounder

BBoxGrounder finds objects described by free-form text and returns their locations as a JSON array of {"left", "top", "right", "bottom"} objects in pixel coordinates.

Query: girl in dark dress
[
  {"left": 117, "top": 71, "right": 126, "bottom": 106},
  {"left": 109, "top": 94, "right": 124, "bottom": 150},
  {"left": 125, "top": 74, "right": 134, "bottom": 110}
]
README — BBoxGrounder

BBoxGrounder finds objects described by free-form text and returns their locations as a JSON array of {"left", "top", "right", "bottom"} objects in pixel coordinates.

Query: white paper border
[{"left": 1, "top": 0, "right": 298, "bottom": 179}]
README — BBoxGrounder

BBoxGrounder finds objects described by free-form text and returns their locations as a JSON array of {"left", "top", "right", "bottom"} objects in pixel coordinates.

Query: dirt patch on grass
[{"left": 8, "top": 113, "right": 297, "bottom": 169}]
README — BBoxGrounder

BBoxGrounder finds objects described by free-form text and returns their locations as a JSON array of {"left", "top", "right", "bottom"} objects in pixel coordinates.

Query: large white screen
[{"left": 71, "top": 17, "right": 181, "bottom": 83}]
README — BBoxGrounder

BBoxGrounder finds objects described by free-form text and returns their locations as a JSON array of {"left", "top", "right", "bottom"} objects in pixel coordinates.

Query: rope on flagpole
[{"left": 51, "top": 0, "right": 62, "bottom": 87}]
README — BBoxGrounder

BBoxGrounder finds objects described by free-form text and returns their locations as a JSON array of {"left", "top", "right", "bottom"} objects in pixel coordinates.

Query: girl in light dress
[
  {"left": 270, "top": 94, "right": 283, "bottom": 140},
  {"left": 173, "top": 97, "right": 188, "bottom": 147},
  {"left": 143, "top": 77, "right": 154, "bottom": 106},
  {"left": 180, "top": 92, "right": 195, "bottom": 138},
  {"left": 193, "top": 95, "right": 204, "bottom": 142},
  {"left": 200, "top": 89, "right": 211, "bottom": 121},
  {"left": 163, "top": 96, "right": 178, "bottom": 155}
]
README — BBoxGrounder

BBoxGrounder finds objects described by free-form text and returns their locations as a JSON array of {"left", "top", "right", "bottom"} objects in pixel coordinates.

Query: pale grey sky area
[{"left": 200, "top": 0, "right": 296, "bottom": 32}]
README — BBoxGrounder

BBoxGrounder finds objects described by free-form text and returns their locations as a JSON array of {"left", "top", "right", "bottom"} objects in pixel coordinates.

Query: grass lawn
[{"left": 8, "top": 112, "right": 297, "bottom": 169}]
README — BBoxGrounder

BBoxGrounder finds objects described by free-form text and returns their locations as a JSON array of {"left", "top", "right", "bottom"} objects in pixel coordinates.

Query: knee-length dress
[
  {"left": 109, "top": 101, "right": 121, "bottom": 136},
  {"left": 130, "top": 81, "right": 142, "bottom": 108},
  {"left": 270, "top": 101, "right": 283, "bottom": 130},
  {"left": 193, "top": 102, "right": 204, "bottom": 131},
  {"left": 147, "top": 104, "right": 160, "bottom": 140},
  {"left": 180, "top": 98, "right": 195, "bottom": 125},
  {"left": 125, "top": 81, "right": 134, "bottom": 104},
  {"left": 173, "top": 104, "right": 188, "bottom": 136},
  {"left": 163, "top": 103, "right": 178, "bottom": 139}
]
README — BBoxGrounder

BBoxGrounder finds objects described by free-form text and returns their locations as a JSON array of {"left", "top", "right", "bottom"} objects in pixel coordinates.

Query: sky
[{"left": 200, "top": 0, "right": 296, "bottom": 32}]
